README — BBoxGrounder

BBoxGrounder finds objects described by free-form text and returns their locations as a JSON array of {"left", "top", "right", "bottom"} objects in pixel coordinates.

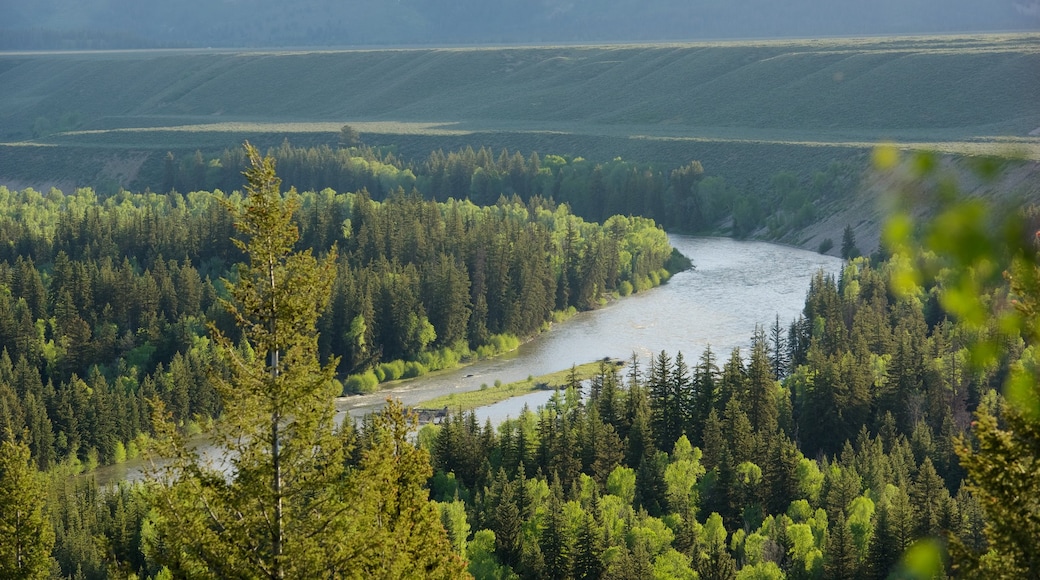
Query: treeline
[
  {"left": 425, "top": 255, "right": 1011, "bottom": 578},
  {"left": 162, "top": 141, "right": 854, "bottom": 238},
  {"left": 0, "top": 178, "right": 677, "bottom": 470}
]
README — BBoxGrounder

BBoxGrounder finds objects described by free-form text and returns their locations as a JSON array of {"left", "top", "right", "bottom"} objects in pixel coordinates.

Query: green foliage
[
  {"left": 736, "top": 560, "right": 784, "bottom": 580},
  {"left": 653, "top": 549, "right": 698, "bottom": 579},
  {"left": 344, "top": 370, "right": 379, "bottom": 394},
  {"left": 877, "top": 146, "right": 1040, "bottom": 576},
  {"left": 439, "top": 499, "right": 471, "bottom": 556},
  {"left": 147, "top": 144, "right": 463, "bottom": 578},
  {"left": 7, "top": 131, "right": 1037, "bottom": 578},
  {"left": 468, "top": 530, "right": 517, "bottom": 580},
  {"left": 607, "top": 465, "right": 637, "bottom": 505},
  {"left": 0, "top": 437, "right": 54, "bottom": 579}
]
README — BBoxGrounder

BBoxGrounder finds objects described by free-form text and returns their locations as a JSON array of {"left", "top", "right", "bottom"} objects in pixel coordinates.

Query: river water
[
  {"left": 340, "top": 235, "right": 843, "bottom": 420},
  {"left": 89, "top": 235, "right": 842, "bottom": 484}
]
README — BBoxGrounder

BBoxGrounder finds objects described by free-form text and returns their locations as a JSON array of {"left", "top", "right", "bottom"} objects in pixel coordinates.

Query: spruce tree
[
  {"left": 824, "top": 511, "right": 857, "bottom": 580},
  {"left": 745, "top": 328, "right": 779, "bottom": 436},
  {"left": 840, "top": 224, "right": 859, "bottom": 261},
  {"left": 0, "top": 436, "right": 54, "bottom": 580},
  {"left": 148, "top": 143, "right": 463, "bottom": 579},
  {"left": 541, "top": 476, "right": 572, "bottom": 580},
  {"left": 573, "top": 512, "right": 604, "bottom": 580}
]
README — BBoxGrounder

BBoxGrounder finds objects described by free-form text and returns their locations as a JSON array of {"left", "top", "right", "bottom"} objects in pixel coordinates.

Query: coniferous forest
[{"left": 0, "top": 141, "right": 1038, "bottom": 579}]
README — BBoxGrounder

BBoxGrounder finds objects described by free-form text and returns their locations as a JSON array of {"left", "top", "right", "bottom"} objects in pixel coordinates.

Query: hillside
[
  {"left": 3, "top": 36, "right": 1039, "bottom": 142},
  {"left": 1, "top": 35, "right": 1038, "bottom": 253}
]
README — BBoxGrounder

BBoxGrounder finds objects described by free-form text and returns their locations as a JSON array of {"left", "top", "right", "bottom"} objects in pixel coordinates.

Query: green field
[{"left": 1, "top": 34, "right": 1037, "bottom": 201}]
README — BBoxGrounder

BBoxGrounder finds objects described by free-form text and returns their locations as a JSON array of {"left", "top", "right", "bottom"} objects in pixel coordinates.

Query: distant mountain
[{"left": 2, "top": 0, "right": 1037, "bottom": 50}]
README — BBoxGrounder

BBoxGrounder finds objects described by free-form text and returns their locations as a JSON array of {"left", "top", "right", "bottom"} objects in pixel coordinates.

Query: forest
[
  {"left": 162, "top": 140, "right": 848, "bottom": 241},
  {"left": 0, "top": 144, "right": 681, "bottom": 469},
  {"left": 0, "top": 143, "right": 1038, "bottom": 579}
]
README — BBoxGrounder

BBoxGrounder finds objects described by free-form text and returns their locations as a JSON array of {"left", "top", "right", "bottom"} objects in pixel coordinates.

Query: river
[
  {"left": 88, "top": 235, "right": 843, "bottom": 484},
  {"left": 340, "top": 235, "right": 843, "bottom": 420}
]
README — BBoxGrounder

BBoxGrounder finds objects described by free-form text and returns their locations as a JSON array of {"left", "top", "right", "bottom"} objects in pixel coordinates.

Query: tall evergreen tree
[
  {"left": 824, "top": 511, "right": 857, "bottom": 580},
  {"left": 840, "top": 225, "right": 859, "bottom": 261},
  {"left": 768, "top": 314, "right": 789, "bottom": 381},
  {"left": 745, "top": 328, "right": 779, "bottom": 436},
  {"left": 148, "top": 143, "right": 462, "bottom": 579},
  {"left": 573, "top": 512, "right": 604, "bottom": 580},
  {"left": 541, "top": 476, "right": 573, "bottom": 580},
  {"left": 0, "top": 436, "right": 54, "bottom": 580}
]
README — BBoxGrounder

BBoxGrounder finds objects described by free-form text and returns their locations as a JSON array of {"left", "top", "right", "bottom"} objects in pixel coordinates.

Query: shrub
[
  {"left": 488, "top": 333, "right": 520, "bottom": 353},
  {"left": 420, "top": 346, "right": 463, "bottom": 371},
  {"left": 344, "top": 370, "right": 379, "bottom": 394},
  {"left": 403, "top": 361, "right": 428, "bottom": 379},
  {"left": 376, "top": 360, "right": 406, "bottom": 382}
]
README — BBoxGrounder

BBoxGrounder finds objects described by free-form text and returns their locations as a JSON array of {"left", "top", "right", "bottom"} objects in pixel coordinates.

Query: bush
[
  {"left": 487, "top": 333, "right": 519, "bottom": 354},
  {"left": 344, "top": 370, "right": 379, "bottom": 394},
  {"left": 376, "top": 360, "right": 406, "bottom": 382},
  {"left": 403, "top": 361, "right": 428, "bottom": 379},
  {"left": 476, "top": 345, "right": 495, "bottom": 359},
  {"left": 553, "top": 306, "right": 577, "bottom": 323},
  {"left": 633, "top": 275, "right": 651, "bottom": 293},
  {"left": 618, "top": 280, "right": 634, "bottom": 297},
  {"left": 420, "top": 346, "right": 463, "bottom": 371},
  {"left": 818, "top": 238, "right": 834, "bottom": 254}
]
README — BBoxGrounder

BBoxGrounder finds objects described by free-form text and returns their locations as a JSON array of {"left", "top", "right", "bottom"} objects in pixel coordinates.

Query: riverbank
[
  {"left": 414, "top": 358, "right": 624, "bottom": 414},
  {"left": 341, "top": 253, "right": 683, "bottom": 396}
]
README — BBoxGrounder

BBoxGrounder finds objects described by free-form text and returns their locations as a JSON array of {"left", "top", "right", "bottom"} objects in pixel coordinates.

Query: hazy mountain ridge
[{"left": 2, "top": 0, "right": 1037, "bottom": 50}]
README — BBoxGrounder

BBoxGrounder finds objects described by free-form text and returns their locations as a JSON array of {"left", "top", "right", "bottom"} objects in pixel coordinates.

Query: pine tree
[
  {"left": 647, "top": 350, "right": 674, "bottom": 450},
  {"left": 824, "top": 511, "right": 856, "bottom": 580},
  {"left": 541, "top": 476, "right": 572, "bottom": 580},
  {"left": 745, "top": 328, "right": 779, "bottom": 436},
  {"left": 692, "top": 346, "right": 719, "bottom": 446},
  {"left": 573, "top": 512, "right": 604, "bottom": 580},
  {"left": 910, "top": 457, "right": 950, "bottom": 539},
  {"left": 840, "top": 225, "right": 859, "bottom": 261},
  {"left": 351, "top": 399, "right": 469, "bottom": 578},
  {"left": 701, "top": 407, "right": 727, "bottom": 472},
  {"left": 148, "top": 143, "right": 463, "bottom": 579},
  {"left": 768, "top": 314, "right": 789, "bottom": 381},
  {"left": 0, "top": 436, "right": 54, "bottom": 579}
]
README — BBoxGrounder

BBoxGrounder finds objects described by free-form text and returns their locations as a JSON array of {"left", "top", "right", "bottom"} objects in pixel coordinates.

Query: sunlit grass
[{"left": 416, "top": 359, "right": 620, "bottom": 411}]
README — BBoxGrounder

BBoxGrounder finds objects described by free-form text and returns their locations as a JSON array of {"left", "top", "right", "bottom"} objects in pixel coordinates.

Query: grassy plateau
[{"left": 0, "top": 34, "right": 1037, "bottom": 254}]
